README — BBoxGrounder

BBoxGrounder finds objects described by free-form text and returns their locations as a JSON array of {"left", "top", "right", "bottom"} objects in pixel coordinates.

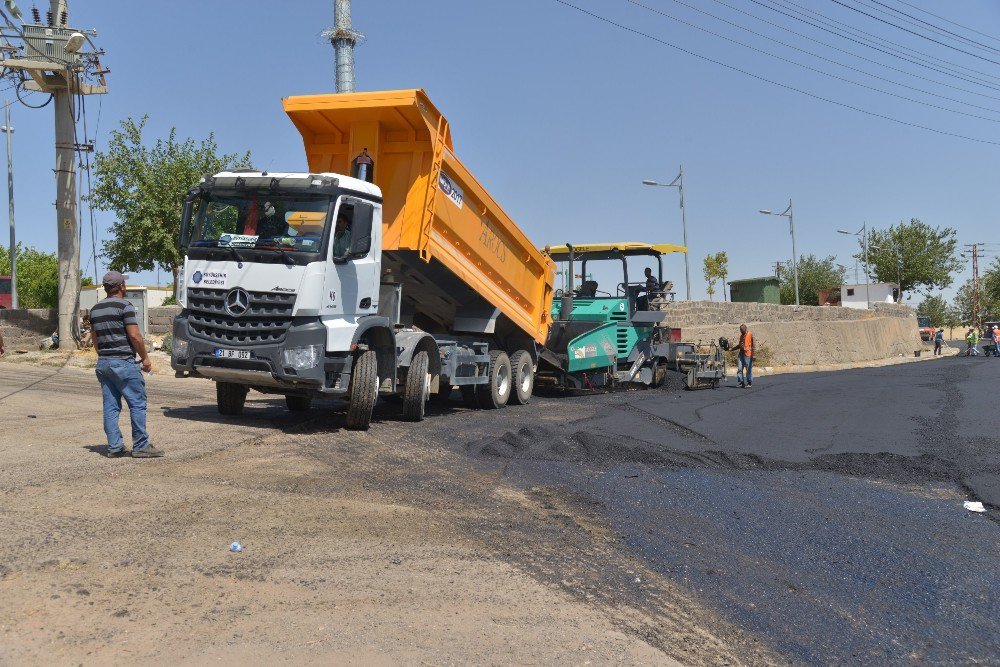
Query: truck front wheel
[
  {"left": 345, "top": 350, "right": 378, "bottom": 430},
  {"left": 217, "top": 382, "right": 248, "bottom": 416},
  {"left": 402, "top": 351, "right": 430, "bottom": 421},
  {"left": 477, "top": 350, "right": 511, "bottom": 409}
]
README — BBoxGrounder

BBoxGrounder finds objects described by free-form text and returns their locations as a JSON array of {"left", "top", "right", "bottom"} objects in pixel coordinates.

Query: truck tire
[
  {"left": 477, "top": 350, "right": 512, "bottom": 409},
  {"left": 285, "top": 395, "right": 312, "bottom": 412},
  {"left": 402, "top": 351, "right": 430, "bottom": 421},
  {"left": 509, "top": 350, "right": 534, "bottom": 405},
  {"left": 345, "top": 350, "right": 379, "bottom": 430},
  {"left": 217, "top": 382, "right": 248, "bottom": 416}
]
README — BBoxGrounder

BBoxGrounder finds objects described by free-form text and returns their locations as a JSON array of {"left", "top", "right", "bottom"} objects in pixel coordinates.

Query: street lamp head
[
  {"left": 759, "top": 210, "right": 772, "bottom": 215},
  {"left": 837, "top": 229, "right": 853, "bottom": 235},
  {"left": 641, "top": 180, "right": 658, "bottom": 186}
]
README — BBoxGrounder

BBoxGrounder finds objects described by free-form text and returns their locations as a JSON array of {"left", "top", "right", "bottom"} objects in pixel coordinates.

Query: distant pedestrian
[
  {"left": 734, "top": 323, "right": 754, "bottom": 388},
  {"left": 0, "top": 326, "right": 5, "bottom": 357},
  {"left": 965, "top": 328, "right": 980, "bottom": 357},
  {"left": 934, "top": 328, "right": 944, "bottom": 356},
  {"left": 91, "top": 271, "right": 163, "bottom": 458},
  {"left": 993, "top": 326, "right": 1000, "bottom": 357}
]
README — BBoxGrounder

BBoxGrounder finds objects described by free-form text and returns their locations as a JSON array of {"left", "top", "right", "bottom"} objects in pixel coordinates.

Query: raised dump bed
[{"left": 283, "top": 89, "right": 555, "bottom": 346}]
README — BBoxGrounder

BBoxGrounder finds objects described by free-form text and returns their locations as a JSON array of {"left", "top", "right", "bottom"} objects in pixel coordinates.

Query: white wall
[{"left": 841, "top": 283, "right": 898, "bottom": 310}]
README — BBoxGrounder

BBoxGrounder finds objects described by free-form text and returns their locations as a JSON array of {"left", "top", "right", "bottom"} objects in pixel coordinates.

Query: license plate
[{"left": 215, "top": 348, "right": 251, "bottom": 360}]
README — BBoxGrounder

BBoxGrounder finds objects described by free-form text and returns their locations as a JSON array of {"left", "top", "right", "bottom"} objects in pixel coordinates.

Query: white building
[{"left": 840, "top": 282, "right": 899, "bottom": 309}]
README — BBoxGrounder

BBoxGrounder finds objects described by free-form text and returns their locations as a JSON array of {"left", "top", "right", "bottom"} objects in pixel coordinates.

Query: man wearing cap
[{"left": 90, "top": 271, "right": 163, "bottom": 458}]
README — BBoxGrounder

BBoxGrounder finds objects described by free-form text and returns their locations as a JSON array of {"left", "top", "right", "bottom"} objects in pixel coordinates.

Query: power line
[
  {"left": 627, "top": 0, "right": 1000, "bottom": 123},
  {"left": 705, "top": 0, "right": 1000, "bottom": 102},
  {"left": 639, "top": 0, "right": 1000, "bottom": 117},
  {"left": 551, "top": 0, "right": 1000, "bottom": 145},
  {"left": 828, "top": 0, "right": 1000, "bottom": 67},
  {"left": 855, "top": 0, "right": 1000, "bottom": 57},
  {"left": 753, "top": 0, "right": 1000, "bottom": 90},
  {"left": 890, "top": 0, "right": 1000, "bottom": 46}
]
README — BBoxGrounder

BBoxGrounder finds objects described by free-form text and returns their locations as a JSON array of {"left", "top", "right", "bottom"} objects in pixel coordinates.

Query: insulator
[
  {"left": 45, "top": 9, "right": 51, "bottom": 25},
  {"left": 59, "top": 10, "right": 66, "bottom": 25},
  {"left": 31, "top": 5, "right": 39, "bottom": 23}
]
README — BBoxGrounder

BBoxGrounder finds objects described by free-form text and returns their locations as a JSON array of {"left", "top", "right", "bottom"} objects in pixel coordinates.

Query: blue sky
[{"left": 6, "top": 0, "right": 1000, "bottom": 301}]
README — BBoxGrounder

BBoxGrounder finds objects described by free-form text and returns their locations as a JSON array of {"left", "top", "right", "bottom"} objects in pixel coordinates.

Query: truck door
[{"left": 325, "top": 196, "right": 380, "bottom": 318}]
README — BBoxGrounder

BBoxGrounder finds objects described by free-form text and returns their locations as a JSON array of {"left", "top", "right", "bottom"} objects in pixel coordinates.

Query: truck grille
[{"left": 187, "top": 288, "right": 296, "bottom": 346}]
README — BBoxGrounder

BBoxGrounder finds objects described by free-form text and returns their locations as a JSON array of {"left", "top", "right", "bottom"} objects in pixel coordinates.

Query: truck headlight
[
  {"left": 283, "top": 344, "right": 323, "bottom": 371},
  {"left": 173, "top": 338, "right": 189, "bottom": 359}
]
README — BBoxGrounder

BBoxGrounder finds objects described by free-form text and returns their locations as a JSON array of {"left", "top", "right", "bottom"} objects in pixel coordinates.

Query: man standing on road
[
  {"left": 91, "top": 271, "right": 163, "bottom": 458},
  {"left": 734, "top": 323, "right": 754, "bottom": 388},
  {"left": 992, "top": 325, "right": 1000, "bottom": 357},
  {"left": 934, "top": 328, "right": 944, "bottom": 356}
]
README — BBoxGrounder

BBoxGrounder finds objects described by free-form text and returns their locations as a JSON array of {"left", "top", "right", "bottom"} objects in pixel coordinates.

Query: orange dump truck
[{"left": 173, "top": 90, "right": 554, "bottom": 429}]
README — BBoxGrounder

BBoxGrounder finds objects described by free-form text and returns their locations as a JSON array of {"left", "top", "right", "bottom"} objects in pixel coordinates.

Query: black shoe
[
  {"left": 132, "top": 445, "right": 164, "bottom": 458},
  {"left": 738, "top": 382, "right": 745, "bottom": 388},
  {"left": 105, "top": 449, "right": 127, "bottom": 458},
  {"left": 746, "top": 383, "right": 752, "bottom": 388}
]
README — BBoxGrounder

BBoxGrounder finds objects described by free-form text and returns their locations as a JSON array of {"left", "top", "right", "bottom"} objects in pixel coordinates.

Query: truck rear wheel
[
  {"left": 509, "top": 350, "right": 534, "bottom": 405},
  {"left": 345, "top": 350, "right": 378, "bottom": 430},
  {"left": 217, "top": 382, "right": 248, "bottom": 416},
  {"left": 402, "top": 351, "right": 430, "bottom": 421},
  {"left": 477, "top": 350, "right": 511, "bottom": 409},
  {"left": 285, "top": 395, "right": 312, "bottom": 412}
]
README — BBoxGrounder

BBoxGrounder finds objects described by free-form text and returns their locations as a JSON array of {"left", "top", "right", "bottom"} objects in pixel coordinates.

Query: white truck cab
[{"left": 171, "top": 169, "right": 423, "bottom": 428}]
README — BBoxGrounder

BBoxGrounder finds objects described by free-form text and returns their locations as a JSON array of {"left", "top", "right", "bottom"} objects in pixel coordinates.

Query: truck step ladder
[{"left": 418, "top": 115, "right": 450, "bottom": 262}]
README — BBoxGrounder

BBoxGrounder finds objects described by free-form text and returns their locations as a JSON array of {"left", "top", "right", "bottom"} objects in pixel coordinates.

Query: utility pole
[
  {"left": 965, "top": 242, "right": 984, "bottom": 328},
  {"left": 329, "top": 0, "right": 361, "bottom": 93},
  {"left": 0, "top": 0, "right": 107, "bottom": 348},
  {"left": 2, "top": 100, "right": 15, "bottom": 308}
]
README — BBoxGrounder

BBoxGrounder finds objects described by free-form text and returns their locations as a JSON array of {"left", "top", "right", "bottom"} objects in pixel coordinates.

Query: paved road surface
[{"left": 0, "top": 354, "right": 997, "bottom": 664}]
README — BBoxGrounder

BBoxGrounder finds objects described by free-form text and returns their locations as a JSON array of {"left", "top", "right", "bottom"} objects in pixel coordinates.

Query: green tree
[
  {"left": 0, "top": 244, "right": 93, "bottom": 308},
  {"left": 702, "top": 251, "right": 729, "bottom": 301},
  {"left": 983, "top": 258, "right": 1000, "bottom": 317},
  {"left": 916, "top": 294, "right": 948, "bottom": 327},
  {"left": 855, "top": 219, "right": 963, "bottom": 299},
  {"left": 89, "top": 116, "right": 252, "bottom": 296},
  {"left": 779, "top": 254, "right": 846, "bottom": 306}
]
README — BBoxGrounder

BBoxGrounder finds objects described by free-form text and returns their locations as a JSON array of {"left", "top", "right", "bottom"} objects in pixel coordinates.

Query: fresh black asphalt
[{"left": 460, "top": 355, "right": 1000, "bottom": 663}]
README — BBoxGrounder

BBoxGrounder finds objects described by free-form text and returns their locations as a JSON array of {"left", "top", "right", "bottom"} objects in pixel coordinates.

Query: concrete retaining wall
[
  {"left": 132, "top": 302, "right": 921, "bottom": 366},
  {"left": 149, "top": 306, "right": 181, "bottom": 335},
  {"left": 662, "top": 300, "right": 922, "bottom": 366},
  {"left": 0, "top": 309, "right": 58, "bottom": 347}
]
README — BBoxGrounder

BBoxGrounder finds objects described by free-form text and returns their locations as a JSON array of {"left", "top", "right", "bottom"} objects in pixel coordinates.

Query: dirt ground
[{"left": 0, "top": 360, "right": 767, "bottom": 666}]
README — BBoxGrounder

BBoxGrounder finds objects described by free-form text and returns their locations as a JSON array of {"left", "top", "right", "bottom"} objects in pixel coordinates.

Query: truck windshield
[{"left": 188, "top": 193, "right": 332, "bottom": 252}]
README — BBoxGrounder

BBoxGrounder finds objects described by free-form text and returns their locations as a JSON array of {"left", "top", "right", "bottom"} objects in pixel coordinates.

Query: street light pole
[
  {"left": 1, "top": 101, "right": 14, "bottom": 309},
  {"left": 838, "top": 223, "right": 870, "bottom": 308},
  {"left": 642, "top": 166, "right": 691, "bottom": 300},
  {"left": 759, "top": 200, "right": 799, "bottom": 305}
]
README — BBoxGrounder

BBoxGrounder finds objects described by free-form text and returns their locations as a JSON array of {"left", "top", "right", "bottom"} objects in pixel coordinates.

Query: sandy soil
[{"left": 0, "top": 361, "right": 766, "bottom": 665}]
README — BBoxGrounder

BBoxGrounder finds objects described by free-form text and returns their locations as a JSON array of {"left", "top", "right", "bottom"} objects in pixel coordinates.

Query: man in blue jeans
[{"left": 91, "top": 271, "right": 164, "bottom": 458}]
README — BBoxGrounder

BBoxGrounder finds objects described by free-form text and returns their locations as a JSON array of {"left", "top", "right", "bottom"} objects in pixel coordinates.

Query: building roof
[{"left": 729, "top": 276, "right": 780, "bottom": 285}]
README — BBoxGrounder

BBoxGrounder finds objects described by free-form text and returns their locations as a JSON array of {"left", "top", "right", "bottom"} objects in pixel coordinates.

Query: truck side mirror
[
  {"left": 179, "top": 194, "right": 197, "bottom": 249},
  {"left": 349, "top": 202, "right": 374, "bottom": 256}
]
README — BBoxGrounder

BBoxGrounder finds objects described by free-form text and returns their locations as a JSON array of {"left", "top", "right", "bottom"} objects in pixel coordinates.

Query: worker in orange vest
[{"left": 735, "top": 323, "right": 754, "bottom": 388}]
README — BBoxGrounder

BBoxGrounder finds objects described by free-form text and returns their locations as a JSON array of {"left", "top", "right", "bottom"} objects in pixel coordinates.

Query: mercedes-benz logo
[{"left": 224, "top": 288, "right": 251, "bottom": 317}]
